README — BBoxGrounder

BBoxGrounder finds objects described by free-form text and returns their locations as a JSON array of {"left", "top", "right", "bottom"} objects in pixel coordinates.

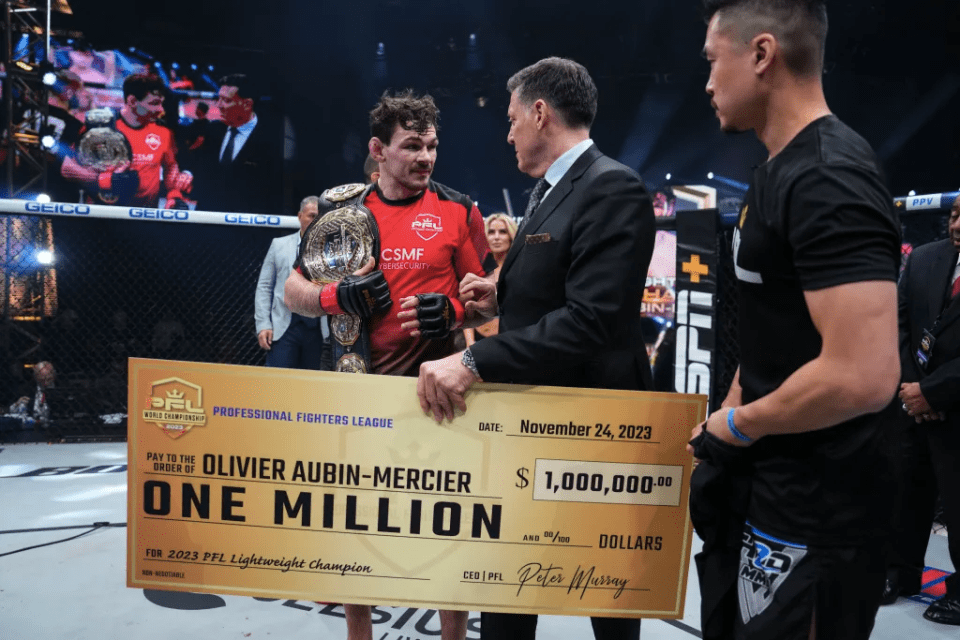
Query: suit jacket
[
  {"left": 471, "top": 144, "right": 655, "bottom": 391},
  {"left": 189, "top": 115, "right": 284, "bottom": 214},
  {"left": 899, "top": 238, "right": 960, "bottom": 413},
  {"left": 255, "top": 232, "right": 327, "bottom": 341}
]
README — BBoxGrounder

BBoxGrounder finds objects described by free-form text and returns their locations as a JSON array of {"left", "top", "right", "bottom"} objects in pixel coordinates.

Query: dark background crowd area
[
  {"left": 0, "top": 220, "right": 283, "bottom": 437},
  {"left": 54, "top": 0, "right": 960, "bottom": 210}
]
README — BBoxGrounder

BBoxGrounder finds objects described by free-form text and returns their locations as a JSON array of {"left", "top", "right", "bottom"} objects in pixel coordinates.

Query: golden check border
[{"left": 127, "top": 358, "right": 704, "bottom": 618}]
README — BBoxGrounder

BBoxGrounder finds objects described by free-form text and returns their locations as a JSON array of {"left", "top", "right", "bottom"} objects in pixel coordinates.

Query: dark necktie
[
  {"left": 221, "top": 127, "right": 238, "bottom": 164},
  {"left": 951, "top": 271, "right": 960, "bottom": 299},
  {"left": 519, "top": 178, "right": 549, "bottom": 234}
]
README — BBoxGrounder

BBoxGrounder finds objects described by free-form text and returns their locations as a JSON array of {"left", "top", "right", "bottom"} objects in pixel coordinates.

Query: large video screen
[
  {"left": 38, "top": 41, "right": 284, "bottom": 215},
  {"left": 640, "top": 190, "right": 677, "bottom": 371}
]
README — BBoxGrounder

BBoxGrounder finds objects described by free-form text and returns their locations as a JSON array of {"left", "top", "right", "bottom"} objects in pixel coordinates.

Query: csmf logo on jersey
[
  {"left": 145, "top": 133, "right": 162, "bottom": 151},
  {"left": 412, "top": 212, "right": 442, "bottom": 241}
]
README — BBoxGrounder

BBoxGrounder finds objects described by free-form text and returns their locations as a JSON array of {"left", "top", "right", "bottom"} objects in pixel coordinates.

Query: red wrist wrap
[
  {"left": 450, "top": 297, "right": 465, "bottom": 328},
  {"left": 319, "top": 283, "right": 344, "bottom": 315}
]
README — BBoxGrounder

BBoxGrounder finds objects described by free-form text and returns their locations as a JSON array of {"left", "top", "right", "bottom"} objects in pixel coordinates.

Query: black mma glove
[
  {"left": 320, "top": 271, "right": 392, "bottom": 319},
  {"left": 415, "top": 293, "right": 464, "bottom": 339},
  {"left": 99, "top": 169, "right": 139, "bottom": 201}
]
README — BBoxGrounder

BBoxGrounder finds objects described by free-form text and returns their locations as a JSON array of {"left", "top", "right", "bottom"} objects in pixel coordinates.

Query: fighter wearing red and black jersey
[
  {"left": 283, "top": 90, "right": 487, "bottom": 640},
  {"left": 361, "top": 182, "right": 487, "bottom": 374},
  {"left": 61, "top": 73, "right": 192, "bottom": 207},
  {"left": 111, "top": 117, "right": 178, "bottom": 206},
  {"left": 292, "top": 179, "right": 487, "bottom": 374}
]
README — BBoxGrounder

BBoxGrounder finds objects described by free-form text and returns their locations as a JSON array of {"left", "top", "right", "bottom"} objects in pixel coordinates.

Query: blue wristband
[{"left": 727, "top": 408, "right": 752, "bottom": 443}]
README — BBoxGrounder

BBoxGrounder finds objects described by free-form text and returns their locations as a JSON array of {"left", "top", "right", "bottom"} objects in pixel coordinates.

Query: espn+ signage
[{"left": 674, "top": 209, "right": 718, "bottom": 405}]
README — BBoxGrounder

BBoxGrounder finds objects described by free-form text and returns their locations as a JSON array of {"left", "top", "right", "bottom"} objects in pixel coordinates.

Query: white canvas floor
[{"left": 0, "top": 442, "right": 955, "bottom": 640}]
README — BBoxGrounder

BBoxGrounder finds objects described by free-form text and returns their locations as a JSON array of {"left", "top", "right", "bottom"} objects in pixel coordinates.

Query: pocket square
[{"left": 525, "top": 233, "right": 551, "bottom": 245}]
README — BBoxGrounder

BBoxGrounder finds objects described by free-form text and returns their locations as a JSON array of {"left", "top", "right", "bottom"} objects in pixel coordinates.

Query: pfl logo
[
  {"left": 412, "top": 213, "right": 442, "bottom": 241},
  {"left": 143, "top": 377, "right": 207, "bottom": 440},
  {"left": 145, "top": 133, "right": 162, "bottom": 151}
]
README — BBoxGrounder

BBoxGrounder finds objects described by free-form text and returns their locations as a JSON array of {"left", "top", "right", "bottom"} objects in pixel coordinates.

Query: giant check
[{"left": 126, "top": 358, "right": 706, "bottom": 618}]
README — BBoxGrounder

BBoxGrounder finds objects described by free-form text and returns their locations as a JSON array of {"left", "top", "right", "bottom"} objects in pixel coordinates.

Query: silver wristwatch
[{"left": 461, "top": 348, "right": 480, "bottom": 377}]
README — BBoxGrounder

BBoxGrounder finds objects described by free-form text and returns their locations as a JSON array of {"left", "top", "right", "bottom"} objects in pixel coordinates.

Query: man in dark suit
[
  {"left": 883, "top": 200, "right": 960, "bottom": 625},
  {"left": 415, "top": 56, "right": 655, "bottom": 640},
  {"left": 189, "top": 74, "right": 283, "bottom": 214}
]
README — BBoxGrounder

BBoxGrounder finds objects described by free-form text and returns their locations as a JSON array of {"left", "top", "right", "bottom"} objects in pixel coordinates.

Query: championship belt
[
  {"left": 76, "top": 108, "right": 133, "bottom": 205},
  {"left": 299, "top": 183, "right": 380, "bottom": 374}
]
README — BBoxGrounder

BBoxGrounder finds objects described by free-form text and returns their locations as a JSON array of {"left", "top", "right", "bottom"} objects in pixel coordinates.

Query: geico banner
[
  {"left": 127, "top": 358, "right": 705, "bottom": 619},
  {"left": 1, "top": 198, "right": 298, "bottom": 228},
  {"left": 674, "top": 209, "right": 718, "bottom": 403}
]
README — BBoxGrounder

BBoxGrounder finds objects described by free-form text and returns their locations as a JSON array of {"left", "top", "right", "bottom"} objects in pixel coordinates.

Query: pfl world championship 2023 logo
[{"left": 143, "top": 377, "right": 207, "bottom": 439}]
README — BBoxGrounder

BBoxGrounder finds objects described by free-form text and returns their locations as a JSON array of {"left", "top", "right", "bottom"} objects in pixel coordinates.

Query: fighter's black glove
[
  {"left": 166, "top": 196, "right": 190, "bottom": 210},
  {"left": 319, "top": 271, "right": 392, "bottom": 319},
  {"left": 98, "top": 169, "right": 139, "bottom": 201},
  {"left": 415, "top": 293, "right": 464, "bottom": 339}
]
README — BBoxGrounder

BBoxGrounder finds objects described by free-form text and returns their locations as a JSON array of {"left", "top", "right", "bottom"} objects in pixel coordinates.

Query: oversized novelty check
[{"left": 126, "top": 358, "right": 705, "bottom": 618}]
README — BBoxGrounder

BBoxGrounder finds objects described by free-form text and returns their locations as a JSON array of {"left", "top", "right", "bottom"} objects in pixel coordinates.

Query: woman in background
[{"left": 464, "top": 212, "right": 517, "bottom": 347}]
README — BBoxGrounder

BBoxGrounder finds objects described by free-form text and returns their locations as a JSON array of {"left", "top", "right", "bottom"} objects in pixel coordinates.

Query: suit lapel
[
  {"left": 524, "top": 176, "right": 572, "bottom": 236},
  {"left": 934, "top": 244, "right": 960, "bottom": 333},
  {"left": 499, "top": 144, "right": 603, "bottom": 280},
  {"left": 927, "top": 241, "right": 956, "bottom": 323},
  {"left": 939, "top": 296, "right": 960, "bottom": 334},
  {"left": 205, "top": 122, "right": 226, "bottom": 163},
  {"left": 286, "top": 232, "right": 300, "bottom": 265},
  {"left": 234, "top": 121, "right": 256, "bottom": 164}
]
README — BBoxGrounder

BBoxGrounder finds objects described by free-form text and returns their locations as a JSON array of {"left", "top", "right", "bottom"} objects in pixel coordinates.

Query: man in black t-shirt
[{"left": 691, "top": 2, "right": 901, "bottom": 639}]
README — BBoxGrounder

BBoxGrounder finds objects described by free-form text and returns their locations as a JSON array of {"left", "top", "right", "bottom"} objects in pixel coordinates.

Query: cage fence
[{"left": 2, "top": 207, "right": 293, "bottom": 440}]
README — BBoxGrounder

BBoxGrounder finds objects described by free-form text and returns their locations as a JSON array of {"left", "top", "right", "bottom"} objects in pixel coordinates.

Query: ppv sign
[{"left": 904, "top": 194, "right": 942, "bottom": 211}]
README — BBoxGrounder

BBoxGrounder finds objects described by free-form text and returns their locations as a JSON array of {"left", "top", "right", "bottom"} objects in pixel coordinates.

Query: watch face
[{"left": 461, "top": 349, "right": 478, "bottom": 375}]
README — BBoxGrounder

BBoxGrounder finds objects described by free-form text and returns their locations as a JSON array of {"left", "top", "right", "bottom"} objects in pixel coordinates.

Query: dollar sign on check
[{"left": 516, "top": 467, "right": 529, "bottom": 489}]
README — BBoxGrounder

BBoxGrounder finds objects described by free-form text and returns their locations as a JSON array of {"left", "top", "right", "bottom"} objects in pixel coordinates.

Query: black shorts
[{"left": 735, "top": 522, "right": 885, "bottom": 640}]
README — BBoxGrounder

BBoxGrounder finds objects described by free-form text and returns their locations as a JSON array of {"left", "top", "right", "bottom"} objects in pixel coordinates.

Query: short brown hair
[
  {"left": 218, "top": 73, "right": 258, "bottom": 102},
  {"left": 369, "top": 90, "right": 440, "bottom": 145},
  {"left": 122, "top": 73, "right": 166, "bottom": 101},
  {"left": 507, "top": 57, "right": 597, "bottom": 130}
]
